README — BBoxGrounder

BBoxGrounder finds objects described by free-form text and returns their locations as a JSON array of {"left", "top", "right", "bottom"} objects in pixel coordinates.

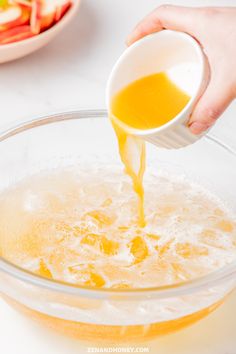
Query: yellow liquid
[
  {"left": 5, "top": 295, "right": 223, "bottom": 342},
  {"left": 1, "top": 167, "right": 235, "bottom": 288},
  {"left": 1, "top": 167, "right": 236, "bottom": 342},
  {"left": 111, "top": 72, "right": 190, "bottom": 130},
  {"left": 111, "top": 122, "right": 146, "bottom": 227},
  {"left": 111, "top": 72, "right": 190, "bottom": 226}
]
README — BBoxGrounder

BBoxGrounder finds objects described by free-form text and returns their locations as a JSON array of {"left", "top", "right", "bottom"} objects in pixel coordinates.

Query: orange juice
[
  {"left": 111, "top": 72, "right": 190, "bottom": 130},
  {"left": 111, "top": 122, "right": 146, "bottom": 227},
  {"left": 111, "top": 72, "right": 190, "bottom": 226}
]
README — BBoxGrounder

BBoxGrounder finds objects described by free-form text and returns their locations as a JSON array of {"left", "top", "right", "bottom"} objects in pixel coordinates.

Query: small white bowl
[
  {"left": 107, "top": 30, "right": 208, "bottom": 149},
  {"left": 0, "top": 0, "right": 80, "bottom": 64}
]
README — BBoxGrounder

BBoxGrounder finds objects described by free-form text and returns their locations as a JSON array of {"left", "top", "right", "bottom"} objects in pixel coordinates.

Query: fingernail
[{"left": 189, "top": 122, "right": 208, "bottom": 135}]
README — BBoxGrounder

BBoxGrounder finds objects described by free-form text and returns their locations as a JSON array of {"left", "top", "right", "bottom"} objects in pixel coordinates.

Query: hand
[{"left": 127, "top": 5, "right": 236, "bottom": 134}]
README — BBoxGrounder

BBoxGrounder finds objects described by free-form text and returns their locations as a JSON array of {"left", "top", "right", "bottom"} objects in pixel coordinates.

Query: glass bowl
[{"left": 0, "top": 109, "right": 235, "bottom": 343}]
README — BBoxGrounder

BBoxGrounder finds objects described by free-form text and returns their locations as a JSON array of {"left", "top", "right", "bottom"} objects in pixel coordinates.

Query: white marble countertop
[{"left": 0, "top": 0, "right": 236, "bottom": 353}]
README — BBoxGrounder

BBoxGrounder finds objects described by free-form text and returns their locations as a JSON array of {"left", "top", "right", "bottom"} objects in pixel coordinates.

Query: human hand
[{"left": 127, "top": 5, "right": 236, "bottom": 134}]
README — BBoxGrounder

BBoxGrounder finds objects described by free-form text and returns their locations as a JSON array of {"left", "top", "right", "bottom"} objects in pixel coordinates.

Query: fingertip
[
  {"left": 125, "top": 35, "right": 134, "bottom": 46},
  {"left": 189, "top": 121, "right": 208, "bottom": 135},
  {"left": 126, "top": 28, "right": 142, "bottom": 46}
]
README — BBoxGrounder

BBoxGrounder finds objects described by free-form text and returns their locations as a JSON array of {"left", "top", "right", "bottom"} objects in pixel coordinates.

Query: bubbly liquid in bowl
[
  {"left": 0, "top": 165, "right": 236, "bottom": 341},
  {"left": 1, "top": 166, "right": 235, "bottom": 288},
  {"left": 1, "top": 166, "right": 236, "bottom": 287}
]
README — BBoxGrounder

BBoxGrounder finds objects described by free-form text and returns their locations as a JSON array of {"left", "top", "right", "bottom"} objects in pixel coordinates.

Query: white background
[{"left": 0, "top": 0, "right": 236, "bottom": 353}]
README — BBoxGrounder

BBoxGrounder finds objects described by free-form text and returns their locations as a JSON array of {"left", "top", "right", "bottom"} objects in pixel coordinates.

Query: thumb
[{"left": 189, "top": 77, "right": 234, "bottom": 135}]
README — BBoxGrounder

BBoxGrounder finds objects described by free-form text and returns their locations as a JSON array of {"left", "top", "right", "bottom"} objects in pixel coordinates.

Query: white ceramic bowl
[
  {"left": 107, "top": 30, "right": 208, "bottom": 149},
  {"left": 0, "top": 0, "right": 80, "bottom": 64}
]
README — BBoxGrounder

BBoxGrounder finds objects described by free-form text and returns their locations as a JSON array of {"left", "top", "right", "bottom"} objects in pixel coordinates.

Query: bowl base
[{"left": 3, "top": 295, "right": 223, "bottom": 343}]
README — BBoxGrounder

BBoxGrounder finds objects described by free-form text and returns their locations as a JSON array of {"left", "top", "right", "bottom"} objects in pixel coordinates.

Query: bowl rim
[
  {"left": 0, "top": 109, "right": 235, "bottom": 300},
  {"left": 0, "top": 0, "right": 81, "bottom": 51}
]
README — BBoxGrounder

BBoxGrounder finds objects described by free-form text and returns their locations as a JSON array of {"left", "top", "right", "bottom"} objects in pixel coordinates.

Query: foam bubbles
[{"left": 0, "top": 164, "right": 235, "bottom": 289}]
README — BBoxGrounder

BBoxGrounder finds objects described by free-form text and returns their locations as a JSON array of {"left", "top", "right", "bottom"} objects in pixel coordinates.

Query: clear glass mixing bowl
[{"left": 0, "top": 109, "right": 235, "bottom": 343}]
